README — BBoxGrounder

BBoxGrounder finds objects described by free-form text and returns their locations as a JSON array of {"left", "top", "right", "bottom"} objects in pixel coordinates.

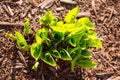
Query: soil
[{"left": 0, "top": 0, "right": 120, "bottom": 80}]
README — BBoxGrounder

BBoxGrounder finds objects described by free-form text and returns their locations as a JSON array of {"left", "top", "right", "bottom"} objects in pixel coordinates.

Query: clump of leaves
[{"left": 6, "top": 6, "right": 102, "bottom": 72}]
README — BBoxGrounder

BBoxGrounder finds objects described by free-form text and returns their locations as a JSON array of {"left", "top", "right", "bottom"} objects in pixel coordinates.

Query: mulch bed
[{"left": 0, "top": 0, "right": 120, "bottom": 80}]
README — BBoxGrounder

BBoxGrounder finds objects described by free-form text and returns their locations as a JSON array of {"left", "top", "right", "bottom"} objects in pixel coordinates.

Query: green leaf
[
  {"left": 32, "top": 62, "right": 39, "bottom": 71},
  {"left": 77, "top": 17, "right": 95, "bottom": 30},
  {"left": 52, "top": 31, "right": 64, "bottom": 44},
  {"left": 31, "top": 43, "right": 42, "bottom": 61},
  {"left": 41, "top": 52, "right": 56, "bottom": 66},
  {"left": 67, "top": 28, "right": 86, "bottom": 47},
  {"left": 64, "top": 6, "right": 79, "bottom": 23},
  {"left": 15, "top": 31, "right": 29, "bottom": 51},
  {"left": 51, "top": 49, "right": 61, "bottom": 58},
  {"left": 77, "top": 58, "right": 97, "bottom": 68},
  {"left": 36, "top": 28, "right": 48, "bottom": 44},
  {"left": 80, "top": 49, "right": 92, "bottom": 58},
  {"left": 86, "top": 38, "right": 102, "bottom": 48},
  {"left": 86, "top": 30, "right": 97, "bottom": 39},
  {"left": 24, "top": 18, "right": 32, "bottom": 34},
  {"left": 80, "top": 40, "right": 86, "bottom": 50},
  {"left": 40, "top": 11, "right": 58, "bottom": 26},
  {"left": 60, "top": 49, "right": 72, "bottom": 60},
  {"left": 71, "top": 48, "right": 81, "bottom": 72},
  {"left": 5, "top": 33, "right": 16, "bottom": 41}
]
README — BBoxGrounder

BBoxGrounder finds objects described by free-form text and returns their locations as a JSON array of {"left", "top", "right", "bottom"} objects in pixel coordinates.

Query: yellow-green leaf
[
  {"left": 41, "top": 52, "right": 56, "bottom": 66},
  {"left": 31, "top": 43, "right": 42, "bottom": 61},
  {"left": 64, "top": 6, "right": 79, "bottom": 23},
  {"left": 15, "top": 31, "right": 29, "bottom": 51},
  {"left": 32, "top": 62, "right": 39, "bottom": 71}
]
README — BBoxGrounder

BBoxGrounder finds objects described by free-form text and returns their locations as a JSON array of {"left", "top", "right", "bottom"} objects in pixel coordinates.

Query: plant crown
[{"left": 6, "top": 6, "right": 102, "bottom": 72}]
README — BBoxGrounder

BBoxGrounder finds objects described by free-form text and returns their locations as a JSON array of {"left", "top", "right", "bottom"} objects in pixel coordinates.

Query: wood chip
[
  {"left": 56, "top": 7, "right": 65, "bottom": 11},
  {"left": 77, "top": 12, "right": 91, "bottom": 18},
  {"left": 2, "top": 4, "right": 12, "bottom": 17},
  {"left": 91, "top": 0, "right": 97, "bottom": 17},
  {"left": 18, "top": 51, "right": 27, "bottom": 67},
  {"left": 29, "top": 0, "right": 39, "bottom": 7},
  {"left": 0, "top": 22, "right": 24, "bottom": 26},
  {"left": 38, "top": 0, "right": 54, "bottom": 9},
  {"left": 60, "top": 0, "right": 77, "bottom": 4},
  {"left": 6, "top": 4, "right": 14, "bottom": 16}
]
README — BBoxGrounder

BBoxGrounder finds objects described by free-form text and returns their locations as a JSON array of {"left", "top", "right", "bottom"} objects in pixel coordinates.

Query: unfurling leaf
[
  {"left": 15, "top": 31, "right": 29, "bottom": 51},
  {"left": 51, "top": 49, "right": 61, "bottom": 58},
  {"left": 36, "top": 28, "right": 48, "bottom": 44},
  {"left": 64, "top": 6, "right": 79, "bottom": 23},
  {"left": 31, "top": 43, "right": 42, "bottom": 61},
  {"left": 52, "top": 31, "right": 64, "bottom": 44},
  {"left": 24, "top": 18, "right": 32, "bottom": 34},
  {"left": 76, "top": 58, "right": 97, "bottom": 68},
  {"left": 40, "top": 11, "right": 58, "bottom": 26},
  {"left": 5, "top": 33, "right": 16, "bottom": 41},
  {"left": 77, "top": 17, "right": 94, "bottom": 30},
  {"left": 32, "top": 62, "right": 39, "bottom": 71},
  {"left": 41, "top": 52, "right": 56, "bottom": 66},
  {"left": 60, "top": 49, "right": 72, "bottom": 60}
]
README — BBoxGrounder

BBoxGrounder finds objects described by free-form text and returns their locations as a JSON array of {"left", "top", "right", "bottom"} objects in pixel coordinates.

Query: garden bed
[{"left": 0, "top": 0, "right": 120, "bottom": 80}]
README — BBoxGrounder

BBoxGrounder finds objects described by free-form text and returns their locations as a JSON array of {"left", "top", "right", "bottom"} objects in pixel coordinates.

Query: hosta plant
[{"left": 6, "top": 6, "right": 102, "bottom": 72}]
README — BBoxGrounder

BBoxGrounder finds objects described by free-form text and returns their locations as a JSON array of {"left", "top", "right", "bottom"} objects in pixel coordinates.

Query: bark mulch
[{"left": 0, "top": 0, "right": 120, "bottom": 80}]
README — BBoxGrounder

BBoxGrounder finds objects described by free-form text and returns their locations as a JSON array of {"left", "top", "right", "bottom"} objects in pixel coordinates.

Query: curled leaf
[
  {"left": 41, "top": 52, "right": 56, "bottom": 66},
  {"left": 15, "top": 31, "right": 29, "bottom": 51},
  {"left": 24, "top": 18, "right": 32, "bottom": 34},
  {"left": 80, "top": 49, "right": 92, "bottom": 58},
  {"left": 60, "top": 48, "right": 72, "bottom": 60},
  {"left": 52, "top": 31, "right": 64, "bottom": 44},
  {"left": 40, "top": 11, "right": 58, "bottom": 26},
  {"left": 36, "top": 28, "right": 48, "bottom": 44},
  {"left": 31, "top": 43, "right": 42, "bottom": 61},
  {"left": 51, "top": 49, "right": 61, "bottom": 58}
]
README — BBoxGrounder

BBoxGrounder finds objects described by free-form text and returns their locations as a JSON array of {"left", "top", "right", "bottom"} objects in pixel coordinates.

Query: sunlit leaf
[
  {"left": 24, "top": 18, "right": 32, "bottom": 34},
  {"left": 36, "top": 28, "right": 48, "bottom": 44},
  {"left": 77, "top": 17, "right": 95, "bottom": 30},
  {"left": 64, "top": 6, "right": 79, "bottom": 23},
  {"left": 40, "top": 11, "right": 58, "bottom": 26},
  {"left": 41, "top": 52, "right": 56, "bottom": 66},
  {"left": 5, "top": 33, "right": 16, "bottom": 41},
  {"left": 15, "top": 31, "right": 29, "bottom": 51},
  {"left": 31, "top": 43, "right": 42, "bottom": 61},
  {"left": 86, "top": 38, "right": 102, "bottom": 48},
  {"left": 77, "top": 58, "right": 97, "bottom": 68},
  {"left": 32, "top": 62, "right": 39, "bottom": 71}
]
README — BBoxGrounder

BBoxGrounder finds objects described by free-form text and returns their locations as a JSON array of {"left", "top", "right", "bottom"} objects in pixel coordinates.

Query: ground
[{"left": 0, "top": 0, "right": 120, "bottom": 80}]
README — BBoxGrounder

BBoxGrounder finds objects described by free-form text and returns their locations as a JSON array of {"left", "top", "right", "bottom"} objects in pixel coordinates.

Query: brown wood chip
[
  {"left": 0, "top": 22, "right": 24, "bottom": 26},
  {"left": 77, "top": 12, "right": 91, "bottom": 18},
  {"left": 18, "top": 51, "right": 27, "bottom": 67},
  {"left": 38, "top": 0, "right": 54, "bottom": 9},
  {"left": 60, "top": 0, "right": 77, "bottom": 4}
]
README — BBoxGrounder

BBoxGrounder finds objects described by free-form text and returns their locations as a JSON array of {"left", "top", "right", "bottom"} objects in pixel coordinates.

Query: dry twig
[{"left": 0, "top": 22, "right": 24, "bottom": 26}]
